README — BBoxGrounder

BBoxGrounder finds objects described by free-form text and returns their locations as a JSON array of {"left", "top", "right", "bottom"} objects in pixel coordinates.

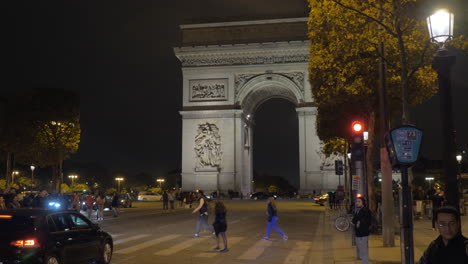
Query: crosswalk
[{"left": 110, "top": 232, "right": 315, "bottom": 263}]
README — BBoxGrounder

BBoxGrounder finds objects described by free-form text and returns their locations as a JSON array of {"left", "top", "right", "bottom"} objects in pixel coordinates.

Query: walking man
[
  {"left": 352, "top": 196, "right": 371, "bottom": 264},
  {"left": 192, "top": 190, "right": 213, "bottom": 237},
  {"left": 162, "top": 191, "right": 169, "bottom": 210}
]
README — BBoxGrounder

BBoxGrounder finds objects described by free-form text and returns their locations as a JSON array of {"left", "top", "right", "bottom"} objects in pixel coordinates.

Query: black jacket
[
  {"left": 418, "top": 234, "right": 468, "bottom": 264},
  {"left": 352, "top": 206, "right": 371, "bottom": 237}
]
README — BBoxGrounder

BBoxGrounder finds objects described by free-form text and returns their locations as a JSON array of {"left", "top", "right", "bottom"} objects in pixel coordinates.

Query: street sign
[
  {"left": 385, "top": 126, "right": 423, "bottom": 166},
  {"left": 352, "top": 176, "right": 361, "bottom": 191}
]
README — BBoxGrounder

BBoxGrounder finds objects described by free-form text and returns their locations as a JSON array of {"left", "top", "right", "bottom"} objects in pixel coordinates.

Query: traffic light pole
[{"left": 400, "top": 166, "right": 414, "bottom": 264}]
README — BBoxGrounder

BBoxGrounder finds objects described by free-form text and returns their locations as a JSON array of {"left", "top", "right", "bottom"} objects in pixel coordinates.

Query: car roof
[{"left": 0, "top": 208, "right": 78, "bottom": 217}]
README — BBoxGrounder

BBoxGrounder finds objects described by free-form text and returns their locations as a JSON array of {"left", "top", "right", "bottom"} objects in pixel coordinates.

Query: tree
[
  {"left": 26, "top": 88, "right": 81, "bottom": 193},
  {"left": 308, "top": 0, "right": 443, "bottom": 214}
]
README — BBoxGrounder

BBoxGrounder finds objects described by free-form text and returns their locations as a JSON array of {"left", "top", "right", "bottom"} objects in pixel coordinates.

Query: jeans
[
  {"left": 266, "top": 216, "right": 285, "bottom": 237},
  {"left": 195, "top": 214, "right": 212, "bottom": 235},
  {"left": 355, "top": 236, "right": 368, "bottom": 264}
]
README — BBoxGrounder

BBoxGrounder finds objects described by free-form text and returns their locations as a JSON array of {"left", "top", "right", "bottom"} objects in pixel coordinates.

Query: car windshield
[{"left": 0, "top": 215, "right": 35, "bottom": 233}]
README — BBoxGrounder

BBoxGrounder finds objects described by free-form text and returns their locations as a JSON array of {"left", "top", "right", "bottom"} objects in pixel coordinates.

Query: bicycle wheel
[{"left": 334, "top": 216, "right": 350, "bottom": 232}]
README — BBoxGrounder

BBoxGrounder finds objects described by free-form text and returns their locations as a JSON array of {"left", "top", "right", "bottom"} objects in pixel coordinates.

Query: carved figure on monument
[{"left": 194, "top": 123, "right": 222, "bottom": 168}]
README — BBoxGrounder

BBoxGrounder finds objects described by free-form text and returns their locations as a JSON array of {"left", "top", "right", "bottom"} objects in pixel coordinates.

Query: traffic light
[
  {"left": 335, "top": 160, "right": 344, "bottom": 175},
  {"left": 350, "top": 121, "right": 364, "bottom": 161}
]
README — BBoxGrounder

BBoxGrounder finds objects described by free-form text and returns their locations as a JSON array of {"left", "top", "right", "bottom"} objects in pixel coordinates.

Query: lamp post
[
  {"left": 30, "top": 165, "right": 35, "bottom": 191},
  {"left": 157, "top": 178, "right": 165, "bottom": 189},
  {"left": 11, "top": 171, "right": 19, "bottom": 185},
  {"left": 68, "top": 175, "right": 78, "bottom": 187},
  {"left": 115, "top": 177, "right": 124, "bottom": 193},
  {"left": 427, "top": 9, "right": 459, "bottom": 209}
]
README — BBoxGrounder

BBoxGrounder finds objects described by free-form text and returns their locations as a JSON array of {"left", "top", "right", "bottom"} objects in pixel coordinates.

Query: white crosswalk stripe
[
  {"left": 114, "top": 234, "right": 181, "bottom": 254},
  {"left": 195, "top": 236, "right": 244, "bottom": 258},
  {"left": 283, "top": 241, "right": 312, "bottom": 264},
  {"left": 154, "top": 237, "right": 209, "bottom": 256},
  {"left": 238, "top": 239, "right": 272, "bottom": 260},
  {"left": 114, "top": 234, "right": 150, "bottom": 245}
]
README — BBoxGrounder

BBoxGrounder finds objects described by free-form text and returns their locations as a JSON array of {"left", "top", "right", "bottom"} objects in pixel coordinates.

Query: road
[{"left": 94, "top": 200, "right": 325, "bottom": 264}]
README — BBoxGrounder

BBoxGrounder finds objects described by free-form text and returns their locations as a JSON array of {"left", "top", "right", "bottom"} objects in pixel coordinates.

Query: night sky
[{"left": 5, "top": 0, "right": 468, "bottom": 188}]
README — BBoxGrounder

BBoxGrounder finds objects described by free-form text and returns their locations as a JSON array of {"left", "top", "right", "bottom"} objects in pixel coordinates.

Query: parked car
[
  {"left": 249, "top": 192, "right": 272, "bottom": 200},
  {"left": 0, "top": 208, "right": 113, "bottom": 264},
  {"left": 137, "top": 191, "right": 162, "bottom": 201}
]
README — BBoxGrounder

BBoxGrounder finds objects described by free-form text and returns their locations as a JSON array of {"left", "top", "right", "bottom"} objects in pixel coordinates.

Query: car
[
  {"left": 249, "top": 192, "right": 273, "bottom": 200},
  {"left": 137, "top": 191, "right": 162, "bottom": 201},
  {"left": 313, "top": 193, "right": 328, "bottom": 206},
  {"left": 0, "top": 208, "right": 113, "bottom": 264},
  {"left": 119, "top": 193, "right": 133, "bottom": 208}
]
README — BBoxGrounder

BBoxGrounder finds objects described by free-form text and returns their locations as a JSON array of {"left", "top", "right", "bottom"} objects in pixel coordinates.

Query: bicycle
[{"left": 334, "top": 207, "right": 352, "bottom": 232}]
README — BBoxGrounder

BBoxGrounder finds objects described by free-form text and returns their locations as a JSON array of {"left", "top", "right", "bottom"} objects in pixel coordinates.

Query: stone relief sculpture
[
  {"left": 189, "top": 79, "right": 228, "bottom": 101},
  {"left": 194, "top": 122, "right": 222, "bottom": 168}
]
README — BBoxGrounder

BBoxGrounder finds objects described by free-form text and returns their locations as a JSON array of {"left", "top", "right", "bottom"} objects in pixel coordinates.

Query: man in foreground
[{"left": 418, "top": 206, "right": 468, "bottom": 264}]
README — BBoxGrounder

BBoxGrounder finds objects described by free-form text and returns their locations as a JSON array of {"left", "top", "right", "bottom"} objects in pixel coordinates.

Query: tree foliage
[{"left": 308, "top": 0, "right": 443, "bottom": 140}]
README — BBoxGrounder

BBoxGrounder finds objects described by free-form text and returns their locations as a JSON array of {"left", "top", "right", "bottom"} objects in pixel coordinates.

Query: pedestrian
[
  {"left": 85, "top": 192, "right": 95, "bottom": 219},
  {"left": 186, "top": 192, "right": 193, "bottom": 208},
  {"left": 327, "top": 191, "right": 335, "bottom": 209},
  {"left": 352, "top": 196, "right": 372, "bottom": 264},
  {"left": 212, "top": 201, "right": 228, "bottom": 252},
  {"left": 431, "top": 189, "right": 445, "bottom": 230},
  {"left": 418, "top": 206, "right": 468, "bottom": 264},
  {"left": 111, "top": 193, "right": 119, "bottom": 217},
  {"left": 96, "top": 193, "right": 105, "bottom": 220},
  {"left": 162, "top": 191, "right": 169, "bottom": 210},
  {"left": 263, "top": 196, "right": 287, "bottom": 241},
  {"left": 192, "top": 190, "right": 213, "bottom": 237},
  {"left": 72, "top": 192, "right": 81, "bottom": 212},
  {"left": 0, "top": 195, "right": 6, "bottom": 210},
  {"left": 32, "top": 190, "right": 48, "bottom": 208},
  {"left": 8, "top": 194, "right": 21, "bottom": 209},
  {"left": 169, "top": 190, "right": 175, "bottom": 210}
]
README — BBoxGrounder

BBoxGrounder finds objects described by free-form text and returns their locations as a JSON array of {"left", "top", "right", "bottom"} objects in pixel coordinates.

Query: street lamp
[
  {"left": 30, "top": 165, "right": 35, "bottom": 190},
  {"left": 157, "top": 178, "right": 165, "bottom": 189},
  {"left": 12, "top": 171, "right": 19, "bottom": 184},
  {"left": 115, "top": 177, "right": 124, "bottom": 193},
  {"left": 68, "top": 174, "right": 78, "bottom": 187},
  {"left": 427, "top": 9, "right": 459, "bottom": 209}
]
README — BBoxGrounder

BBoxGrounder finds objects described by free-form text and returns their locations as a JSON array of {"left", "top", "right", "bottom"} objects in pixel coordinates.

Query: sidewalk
[{"left": 322, "top": 207, "right": 468, "bottom": 264}]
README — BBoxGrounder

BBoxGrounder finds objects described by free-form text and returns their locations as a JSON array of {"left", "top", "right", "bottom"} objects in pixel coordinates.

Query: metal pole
[
  {"left": 400, "top": 166, "right": 414, "bottom": 264},
  {"left": 433, "top": 53, "right": 458, "bottom": 210}
]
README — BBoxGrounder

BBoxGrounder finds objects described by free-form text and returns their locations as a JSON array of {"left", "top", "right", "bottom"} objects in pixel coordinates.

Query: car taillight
[
  {"left": 0, "top": 215, "right": 13, "bottom": 219},
  {"left": 10, "top": 239, "right": 39, "bottom": 247}
]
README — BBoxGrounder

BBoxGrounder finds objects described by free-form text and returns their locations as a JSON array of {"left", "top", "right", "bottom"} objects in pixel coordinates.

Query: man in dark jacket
[
  {"left": 352, "top": 197, "right": 371, "bottom": 264},
  {"left": 418, "top": 206, "right": 468, "bottom": 264}
]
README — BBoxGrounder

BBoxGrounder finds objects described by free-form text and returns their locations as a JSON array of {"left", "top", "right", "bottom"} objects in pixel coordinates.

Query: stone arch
[{"left": 236, "top": 73, "right": 305, "bottom": 114}]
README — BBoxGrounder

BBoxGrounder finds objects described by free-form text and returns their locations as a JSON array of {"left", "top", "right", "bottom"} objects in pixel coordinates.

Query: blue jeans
[
  {"left": 195, "top": 214, "right": 212, "bottom": 235},
  {"left": 266, "top": 216, "right": 285, "bottom": 237}
]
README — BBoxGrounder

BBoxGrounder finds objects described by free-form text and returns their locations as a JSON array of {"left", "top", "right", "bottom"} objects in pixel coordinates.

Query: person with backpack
[
  {"left": 192, "top": 190, "right": 213, "bottom": 238},
  {"left": 352, "top": 196, "right": 372, "bottom": 264}
]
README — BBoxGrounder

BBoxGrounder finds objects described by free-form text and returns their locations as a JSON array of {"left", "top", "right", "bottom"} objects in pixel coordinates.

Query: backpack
[{"left": 85, "top": 196, "right": 94, "bottom": 207}]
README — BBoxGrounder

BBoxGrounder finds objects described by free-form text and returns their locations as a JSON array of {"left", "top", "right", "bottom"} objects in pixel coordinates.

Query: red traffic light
[{"left": 352, "top": 121, "right": 363, "bottom": 133}]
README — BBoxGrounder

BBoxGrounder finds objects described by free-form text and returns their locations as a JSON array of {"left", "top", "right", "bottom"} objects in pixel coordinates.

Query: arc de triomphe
[{"left": 174, "top": 18, "right": 338, "bottom": 195}]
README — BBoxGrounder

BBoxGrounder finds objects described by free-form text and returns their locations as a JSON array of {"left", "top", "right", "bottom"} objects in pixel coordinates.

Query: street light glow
[
  {"left": 456, "top": 154, "right": 462, "bottom": 164},
  {"left": 427, "top": 9, "right": 454, "bottom": 45}
]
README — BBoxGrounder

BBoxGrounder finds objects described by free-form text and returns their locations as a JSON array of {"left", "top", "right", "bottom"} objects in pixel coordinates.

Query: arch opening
[{"left": 252, "top": 98, "right": 299, "bottom": 194}]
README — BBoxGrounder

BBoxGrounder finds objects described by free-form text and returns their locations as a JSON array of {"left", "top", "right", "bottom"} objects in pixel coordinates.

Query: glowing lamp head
[{"left": 356, "top": 193, "right": 362, "bottom": 198}]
